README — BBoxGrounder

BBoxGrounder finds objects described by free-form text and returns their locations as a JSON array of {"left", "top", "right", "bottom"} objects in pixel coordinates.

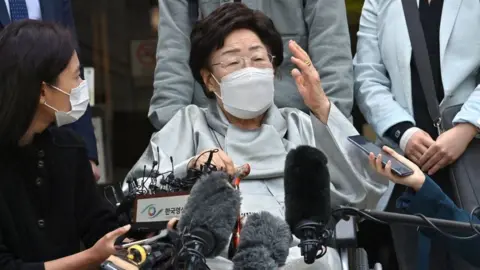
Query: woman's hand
[
  {"left": 90, "top": 161, "right": 101, "bottom": 181},
  {"left": 368, "top": 146, "right": 426, "bottom": 191},
  {"left": 418, "top": 123, "right": 477, "bottom": 175},
  {"left": 87, "top": 225, "right": 131, "bottom": 263},
  {"left": 188, "top": 148, "right": 235, "bottom": 176},
  {"left": 288, "top": 40, "right": 330, "bottom": 124},
  {"left": 167, "top": 218, "right": 179, "bottom": 230},
  {"left": 404, "top": 129, "right": 435, "bottom": 165}
]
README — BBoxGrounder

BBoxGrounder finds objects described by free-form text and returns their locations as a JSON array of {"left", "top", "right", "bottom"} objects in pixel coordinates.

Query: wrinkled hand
[
  {"left": 90, "top": 161, "right": 101, "bottom": 181},
  {"left": 89, "top": 225, "right": 131, "bottom": 263},
  {"left": 419, "top": 123, "right": 477, "bottom": 175},
  {"left": 288, "top": 40, "right": 330, "bottom": 124},
  {"left": 188, "top": 148, "right": 235, "bottom": 176},
  {"left": 404, "top": 129, "right": 434, "bottom": 165},
  {"left": 369, "top": 146, "right": 425, "bottom": 191}
]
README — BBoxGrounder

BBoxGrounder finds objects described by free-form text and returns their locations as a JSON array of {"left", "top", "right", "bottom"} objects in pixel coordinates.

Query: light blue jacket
[{"left": 354, "top": 0, "right": 480, "bottom": 139}]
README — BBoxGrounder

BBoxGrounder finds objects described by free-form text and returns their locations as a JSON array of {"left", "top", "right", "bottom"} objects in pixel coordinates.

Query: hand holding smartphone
[{"left": 348, "top": 135, "right": 414, "bottom": 177}]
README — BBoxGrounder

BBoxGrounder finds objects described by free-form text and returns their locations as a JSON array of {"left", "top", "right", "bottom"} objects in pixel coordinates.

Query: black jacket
[{"left": 0, "top": 127, "right": 118, "bottom": 270}]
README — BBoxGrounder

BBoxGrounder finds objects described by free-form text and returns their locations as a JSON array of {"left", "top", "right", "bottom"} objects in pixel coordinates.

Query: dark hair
[
  {"left": 189, "top": 3, "right": 284, "bottom": 98},
  {"left": 0, "top": 20, "right": 75, "bottom": 148}
]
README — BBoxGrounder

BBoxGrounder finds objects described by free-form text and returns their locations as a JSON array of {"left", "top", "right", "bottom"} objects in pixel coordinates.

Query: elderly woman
[{"left": 125, "top": 3, "right": 387, "bottom": 268}]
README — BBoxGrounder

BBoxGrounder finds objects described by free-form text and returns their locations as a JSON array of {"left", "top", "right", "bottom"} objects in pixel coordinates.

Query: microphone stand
[{"left": 333, "top": 207, "right": 480, "bottom": 234}]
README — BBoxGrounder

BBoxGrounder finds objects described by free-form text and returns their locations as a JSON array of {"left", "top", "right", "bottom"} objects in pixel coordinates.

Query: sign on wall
[{"left": 130, "top": 39, "right": 157, "bottom": 78}]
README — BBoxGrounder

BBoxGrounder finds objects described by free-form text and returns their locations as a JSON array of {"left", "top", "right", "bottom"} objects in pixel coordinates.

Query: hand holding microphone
[{"left": 89, "top": 225, "right": 131, "bottom": 264}]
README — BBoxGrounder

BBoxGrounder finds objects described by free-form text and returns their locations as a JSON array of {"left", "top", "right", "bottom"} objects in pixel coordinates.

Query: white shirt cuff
[{"left": 399, "top": 127, "right": 421, "bottom": 152}]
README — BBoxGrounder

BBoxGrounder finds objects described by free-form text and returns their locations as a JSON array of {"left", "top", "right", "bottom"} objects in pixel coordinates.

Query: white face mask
[
  {"left": 43, "top": 81, "right": 90, "bottom": 126},
  {"left": 213, "top": 67, "right": 275, "bottom": 119}
]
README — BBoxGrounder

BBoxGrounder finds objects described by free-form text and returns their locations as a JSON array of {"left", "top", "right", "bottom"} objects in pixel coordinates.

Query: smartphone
[{"left": 347, "top": 135, "right": 414, "bottom": 177}]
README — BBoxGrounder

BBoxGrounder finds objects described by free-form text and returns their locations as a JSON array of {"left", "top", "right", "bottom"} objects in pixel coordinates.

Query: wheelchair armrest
[{"left": 334, "top": 217, "right": 357, "bottom": 248}]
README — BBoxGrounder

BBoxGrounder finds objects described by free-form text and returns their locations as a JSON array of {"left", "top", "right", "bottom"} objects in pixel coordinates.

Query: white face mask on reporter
[
  {"left": 213, "top": 67, "right": 275, "bottom": 120},
  {"left": 43, "top": 80, "right": 90, "bottom": 126}
]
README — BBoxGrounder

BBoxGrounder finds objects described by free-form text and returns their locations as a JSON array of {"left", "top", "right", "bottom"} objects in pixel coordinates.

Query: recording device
[
  {"left": 177, "top": 171, "right": 242, "bottom": 270},
  {"left": 347, "top": 135, "right": 414, "bottom": 176},
  {"left": 284, "top": 145, "right": 333, "bottom": 264},
  {"left": 107, "top": 170, "right": 241, "bottom": 269},
  {"left": 110, "top": 149, "right": 221, "bottom": 236},
  {"left": 232, "top": 211, "right": 292, "bottom": 269}
]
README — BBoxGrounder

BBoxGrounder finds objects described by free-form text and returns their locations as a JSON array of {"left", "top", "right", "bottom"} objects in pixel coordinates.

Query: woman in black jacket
[{"left": 0, "top": 20, "right": 128, "bottom": 270}]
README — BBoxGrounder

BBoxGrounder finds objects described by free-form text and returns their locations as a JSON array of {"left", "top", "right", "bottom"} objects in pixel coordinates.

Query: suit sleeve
[
  {"left": 453, "top": 83, "right": 480, "bottom": 130},
  {"left": 304, "top": 0, "right": 353, "bottom": 118},
  {"left": 398, "top": 177, "right": 480, "bottom": 267},
  {"left": 148, "top": 0, "right": 196, "bottom": 130},
  {"left": 60, "top": 0, "right": 99, "bottom": 163},
  {"left": 353, "top": 0, "right": 414, "bottom": 137}
]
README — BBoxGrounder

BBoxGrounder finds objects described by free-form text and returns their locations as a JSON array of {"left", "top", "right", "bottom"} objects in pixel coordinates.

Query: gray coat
[
  {"left": 125, "top": 100, "right": 387, "bottom": 269},
  {"left": 149, "top": 0, "right": 354, "bottom": 129}
]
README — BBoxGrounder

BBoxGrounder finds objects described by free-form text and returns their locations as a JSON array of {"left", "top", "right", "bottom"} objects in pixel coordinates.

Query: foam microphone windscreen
[
  {"left": 177, "top": 171, "right": 241, "bottom": 257},
  {"left": 284, "top": 145, "right": 331, "bottom": 232},
  {"left": 232, "top": 211, "right": 292, "bottom": 269}
]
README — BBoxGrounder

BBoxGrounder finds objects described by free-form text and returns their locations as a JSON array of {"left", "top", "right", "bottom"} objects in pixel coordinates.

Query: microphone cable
[{"left": 332, "top": 206, "right": 480, "bottom": 241}]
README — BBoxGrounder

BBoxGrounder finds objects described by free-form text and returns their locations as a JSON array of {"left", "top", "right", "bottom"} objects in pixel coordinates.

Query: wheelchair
[{"left": 334, "top": 218, "right": 383, "bottom": 270}]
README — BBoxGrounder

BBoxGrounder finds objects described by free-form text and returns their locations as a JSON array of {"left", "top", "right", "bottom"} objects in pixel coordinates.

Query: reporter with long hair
[
  {"left": 0, "top": 20, "right": 128, "bottom": 270},
  {"left": 369, "top": 146, "right": 480, "bottom": 268}
]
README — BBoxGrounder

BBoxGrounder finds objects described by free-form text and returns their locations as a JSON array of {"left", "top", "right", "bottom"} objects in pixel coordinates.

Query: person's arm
[
  {"left": 398, "top": 177, "right": 480, "bottom": 267},
  {"left": 353, "top": 0, "right": 414, "bottom": 138},
  {"left": 453, "top": 85, "right": 480, "bottom": 131},
  {"left": 310, "top": 103, "right": 389, "bottom": 209},
  {"left": 148, "top": 0, "right": 196, "bottom": 130},
  {"left": 0, "top": 229, "right": 109, "bottom": 270},
  {"left": 59, "top": 0, "right": 99, "bottom": 164},
  {"left": 368, "top": 146, "right": 480, "bottom": 267},
  {"left": 304, "top": 0, "right": 354, "bottom": 118},
  {"left": 74, "top": 143, "right": 118, "bottom": 248}
]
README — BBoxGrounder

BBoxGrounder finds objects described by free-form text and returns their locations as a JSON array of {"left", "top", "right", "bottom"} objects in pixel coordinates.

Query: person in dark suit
[
  {"left": 0, "top": 0, "right": 100, "bottom": 180},
  {"left": 369, "top": 145, "right": 480, "bottom": 268}
]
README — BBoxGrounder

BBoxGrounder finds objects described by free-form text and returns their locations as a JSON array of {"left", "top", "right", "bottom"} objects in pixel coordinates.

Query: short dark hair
[
  {"left": 189, "top": 3, "right": 284, "bottom": 98},
  {"left": 0, "top": 20, "right": 75, "bottom": 148}
]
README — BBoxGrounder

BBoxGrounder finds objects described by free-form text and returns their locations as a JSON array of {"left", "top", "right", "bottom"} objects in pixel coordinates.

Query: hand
[
  {"left": 167, "top": 218, "right": 179, "bottom": 230},
  {"left": 188, "top": 148, "right": 235, "bottom": 176},
  {"left": 90, "top": 161, "right": 101, "bottom": 181},
  {"left": 419, "top": 123, "right": 477, "bottom": 175},
  {"left": 288, "top": 40, "right": 330, "bottom": 124},
  {"left": 404, "top": 129, "right": 434, "bottom": 165},
  {"left": 88, "top": 225, "right": 131, "bottom": 263},
  {"left": 368, "top": 146, "right": 425, "bottom": 191}
]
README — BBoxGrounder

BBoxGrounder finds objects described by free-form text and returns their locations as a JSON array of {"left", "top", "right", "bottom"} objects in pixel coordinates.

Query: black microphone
[
  {"left": 284, "top": 145, "right": 333, "bottom": 264},
  {"left": 177, "top": 171, "right": 241, "bottom": 269},
  {"left": 232, "top": 211, "right": 292, "bottom": 269}
]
